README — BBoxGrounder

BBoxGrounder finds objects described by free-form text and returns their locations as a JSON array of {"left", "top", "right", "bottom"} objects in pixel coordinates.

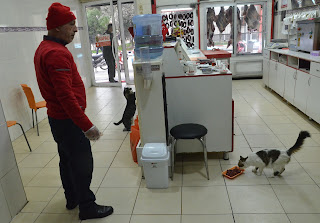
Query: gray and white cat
[{"left": 238, "top": 131, "right": 310, "bottom": 176}]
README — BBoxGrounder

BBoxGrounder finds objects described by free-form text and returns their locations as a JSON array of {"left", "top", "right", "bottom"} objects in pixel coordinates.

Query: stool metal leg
[
  {"left": 17, "top": 123, "right": 32, "bottom": 152},
  {"left": 171, "top": 138, "right": 176, "bottom": 180},
  {"left": 223, "top": 152, "right": 229, "bottom": 160},
  {"left": 199, "top": 136, "right": 209, "bottom": 180}
]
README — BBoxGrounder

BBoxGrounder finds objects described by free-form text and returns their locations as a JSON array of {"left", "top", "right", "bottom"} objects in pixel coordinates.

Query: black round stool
[{"left": 170, "top": 123, "right": 209, "bottom": 180}]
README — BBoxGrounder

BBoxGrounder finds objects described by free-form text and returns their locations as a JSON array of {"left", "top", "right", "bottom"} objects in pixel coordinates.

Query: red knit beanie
[{"left": 46, "top": 2, "right": 76, "bottom": 30}]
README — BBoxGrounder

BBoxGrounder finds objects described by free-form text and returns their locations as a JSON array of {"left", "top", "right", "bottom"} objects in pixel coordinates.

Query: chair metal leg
[
  {"left": 31, "top": 109, "right": 35, "bottom": 128},
  {"left": 171, "top": 138, "right": 176, "bottom": 180},
  {"left": 17, "top": 123, "right": 32, "bottom": 152},
  {"left": 35, "top": 110, "right": 39, "bottom": 136},
  {"left": 199, "top": 136, "right": 209, "bottom": 180}
]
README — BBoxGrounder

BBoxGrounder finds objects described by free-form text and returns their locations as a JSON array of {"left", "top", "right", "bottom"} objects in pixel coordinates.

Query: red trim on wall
[
  {"left": 271, "top": 0, "right": 274, "bottom": 39},
  {"left": 198, "top": 0, "right": 201, "bottom": 47},
  {"left": 152, "top": 0, "right": 156, "bottom": 14},
  {"left": 298, "top": 69, "right": 311, "bottom": 74},
  {"left": 232, "top": 99, "right": 234, "bottom": 152},
  {"left": 287, "top": 65, "right": 298, "bottom": 69}
]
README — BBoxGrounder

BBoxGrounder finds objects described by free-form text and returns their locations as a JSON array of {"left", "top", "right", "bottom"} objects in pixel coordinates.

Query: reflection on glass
[
  {"left": 237, "top": 4, "right": 263, "bottom": 54},
  {"left": 161, "top": 9, "right": 195, "bottom": 48},
  {"left": 85, "top": 4, "right": 113, "bottom": 83},
  {"left": 120, "top": 3, "right": 135, "bottom": 82},
  {"left": 206, "top": 6, "right": 233, "bottom": 52},
  {"left": 292, "top": 0, "right": 319, "bottom": 9},
  {"left": 85, "top": 2, "right": 135, "bottom": 84}
]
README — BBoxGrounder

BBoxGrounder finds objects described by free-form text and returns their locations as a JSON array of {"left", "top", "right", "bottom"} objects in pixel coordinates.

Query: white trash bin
[{"left": 141, "top": 143, "right": 169, "bottom": 189}]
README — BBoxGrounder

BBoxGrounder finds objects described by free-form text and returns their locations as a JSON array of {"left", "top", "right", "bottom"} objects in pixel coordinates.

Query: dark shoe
[
  {"left": 66, "top": 200, "right": 78, "bottom": 210},
  {"left": 109, "top": 79, "right": 118, "bottom": 83},
  {"left": 79, "top": 203, "right": 113, "bottom": 220}
]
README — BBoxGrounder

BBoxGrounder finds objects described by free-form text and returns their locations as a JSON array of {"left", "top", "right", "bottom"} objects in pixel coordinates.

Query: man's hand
[{"left": 84, "top": 125, "right": 102, "bottom": 141}]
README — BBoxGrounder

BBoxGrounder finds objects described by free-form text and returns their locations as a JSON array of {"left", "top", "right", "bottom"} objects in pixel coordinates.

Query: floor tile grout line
[
  {"left": 254, "top": 84, "right": 319, "bottom": 136},
  {"left": 37, "top": 185, "right": 63, "bottom": 217},
  {"left": 179, "top": 156, "right": 186, "bottom": 222},
  {"left": 296, "top": 161, "right": 320, "bottom": 186},
  {"left": 237, "top": 86, "right": 288, "bottom": 148},
  {"left": 220, "top": 160, "right": 236, "bottom": 223},
  {"left": 233, "top": 82, "right": 320, "bottom": 219},
  {"left": 95, "top": 132, "right": 128, "bottom": 189},
  {"left": 12, "top": 81, "right": 320, "bottom": 222},
  {"left": 180, "top": 154, "right": 186, "bottom": 218},
  {"left": 269, "top": 182, "right": 291, "bottom": 222},
  {"left": 19, "top": 152, "right": 59, "bottom": 187},
  {"left": 234, "top": 82, "right": 303, "bottom": 221}
]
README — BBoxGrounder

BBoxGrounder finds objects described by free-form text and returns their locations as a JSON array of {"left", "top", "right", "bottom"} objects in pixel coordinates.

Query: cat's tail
[
  {"left": 286, "top": 131, "right": 311, "bottom": 156},
  {"left": 113, "top": 119, "right": 123, "bottom": 126}
]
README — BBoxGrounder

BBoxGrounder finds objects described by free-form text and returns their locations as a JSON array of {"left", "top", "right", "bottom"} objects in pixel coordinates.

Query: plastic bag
[{"left": 130, "top": 117, "right": 140, "bottom": 163}]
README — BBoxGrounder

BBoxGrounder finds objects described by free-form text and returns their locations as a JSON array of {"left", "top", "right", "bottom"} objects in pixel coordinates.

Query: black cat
[{"left": 114, "top": 87, "right": 136, "bottom": 131}]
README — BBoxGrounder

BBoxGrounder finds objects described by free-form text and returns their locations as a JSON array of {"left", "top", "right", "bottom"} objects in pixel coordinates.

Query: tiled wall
[
  {"left": 0, "top": 100, "right": 27, "bottom": 223},
  {"left": 0, "top": 0, "right": 93, "bottom": 141}
]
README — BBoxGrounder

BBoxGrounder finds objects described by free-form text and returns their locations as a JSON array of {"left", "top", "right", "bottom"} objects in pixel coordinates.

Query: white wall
[
  {"left": 137, "top": 0, "right": 152, "bottom": 14},
  {"left": 0, "top": 0, "right": 93, "bottom": 141},
  {"left": 0, "top": 100, "right": 27, "bottom": 223},
  {"left": 156, "top": 0, "right": 196, "bottom": 6}
]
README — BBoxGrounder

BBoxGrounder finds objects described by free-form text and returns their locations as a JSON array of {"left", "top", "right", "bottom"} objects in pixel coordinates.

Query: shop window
[
  {"left": 161, "top": 8, "right": 195, "bottom": 48},
  {"left": 206, "top": 3, "right": 265, "bottom": 55},
  {"left": 237, "top": 4, "right": 264, "bottom": 55},
  {"left": 206, "top": 6, "right": 234, "bottom": 52}
]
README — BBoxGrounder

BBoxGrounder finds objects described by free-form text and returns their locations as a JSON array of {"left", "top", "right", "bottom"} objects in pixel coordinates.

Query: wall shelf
[
  {"left": 279, "top": 54, "right": 287, "bottom": 65},
  {"left": 299, "top": 59, "right": 311, "bottom": 73},
  {"left": 288, "top": 56, "right": 299, "bottom": 68}
]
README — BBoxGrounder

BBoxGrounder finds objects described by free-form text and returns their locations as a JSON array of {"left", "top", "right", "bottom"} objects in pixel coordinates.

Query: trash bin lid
[{"left": 142, "top": 143, "right": 167, "bottom": 159}]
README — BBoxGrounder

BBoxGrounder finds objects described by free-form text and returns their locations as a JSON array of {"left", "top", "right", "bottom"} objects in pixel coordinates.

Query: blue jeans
[{"left": 48, "top": 117, "right": 96, "bottom": 210}]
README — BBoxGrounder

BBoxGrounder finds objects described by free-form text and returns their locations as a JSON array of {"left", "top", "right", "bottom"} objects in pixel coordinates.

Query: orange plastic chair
[
  {"left": 20, "top": 84, "right": 46, "bottom": 136},
  {"left": 7, "top": 121, "right": 32, "bottom": 152}
]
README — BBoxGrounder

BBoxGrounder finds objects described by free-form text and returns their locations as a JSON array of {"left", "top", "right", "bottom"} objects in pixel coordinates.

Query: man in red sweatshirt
[{"left": 34, "top": 2, "right": 113, "bottom": 220}]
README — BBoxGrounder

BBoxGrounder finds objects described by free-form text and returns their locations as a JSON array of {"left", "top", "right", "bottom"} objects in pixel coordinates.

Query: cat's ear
[{"left": 240, "top": 156, "right": 248, "bottom": 161}]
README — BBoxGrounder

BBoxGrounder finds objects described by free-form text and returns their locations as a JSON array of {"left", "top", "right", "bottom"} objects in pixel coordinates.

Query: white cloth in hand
[{"left": 84, "top": 125, "right": 102, "bottom": 141}]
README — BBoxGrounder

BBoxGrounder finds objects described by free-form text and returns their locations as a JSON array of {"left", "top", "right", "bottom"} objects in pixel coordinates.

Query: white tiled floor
[{"left": 10, "top": 79, "right": 320, "bottom": 223}]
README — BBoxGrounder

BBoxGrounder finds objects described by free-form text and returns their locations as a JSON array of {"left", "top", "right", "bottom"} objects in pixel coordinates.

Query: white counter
[
  {"left": 165, "top": 67, "right": 233, "bottom": 153},
  {"left": 134, "top": 46, "right": 234, "bottom": 155},
  {"left": 268, "top": 49, "right": 320, "bottom": 63},
  {"left": 263, "top": 49, "right": 320, "bottom": 125}
]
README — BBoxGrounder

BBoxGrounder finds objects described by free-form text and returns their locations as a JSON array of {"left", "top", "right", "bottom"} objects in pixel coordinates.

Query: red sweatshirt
[{"left": 34, "top": 36, "right": 93, "bottom": 132}]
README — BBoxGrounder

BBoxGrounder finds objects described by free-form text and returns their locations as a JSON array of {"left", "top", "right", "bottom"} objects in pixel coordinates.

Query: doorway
[{"left": 83, "top": 0, "right": 136, "bottom": 86}]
